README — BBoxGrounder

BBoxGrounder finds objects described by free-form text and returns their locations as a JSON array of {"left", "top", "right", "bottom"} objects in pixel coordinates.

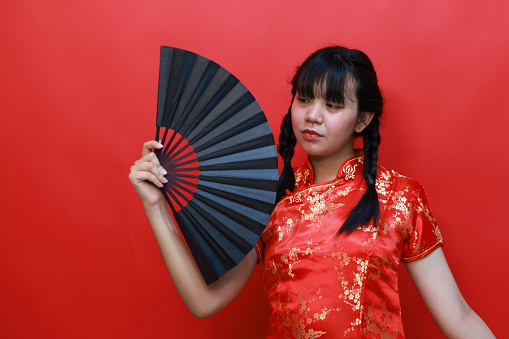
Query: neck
[{"left": 309, "top": 148, "right": 356, "bottom": 184}]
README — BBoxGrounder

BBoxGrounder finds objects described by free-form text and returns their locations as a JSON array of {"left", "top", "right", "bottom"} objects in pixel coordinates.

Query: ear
[{"left": 355, "top": 112, "right": 375, "bottom": 133}]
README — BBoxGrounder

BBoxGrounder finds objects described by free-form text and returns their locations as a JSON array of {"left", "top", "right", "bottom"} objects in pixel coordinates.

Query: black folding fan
[{"left": 154, "top": 46, "right": 278, "bottom": 284}]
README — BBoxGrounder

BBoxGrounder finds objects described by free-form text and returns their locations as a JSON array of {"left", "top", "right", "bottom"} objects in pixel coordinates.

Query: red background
[{"left": 0, "top": 0, "right": 507, "bottom": 338}]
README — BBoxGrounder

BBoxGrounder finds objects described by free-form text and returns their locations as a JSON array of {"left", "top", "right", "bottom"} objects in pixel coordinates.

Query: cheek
[
  {"left": 290, "top": 105, "right": 300, "bottom": 130},
  {"left": 329, "top": 115, "right": 358, "bottom": 133}
]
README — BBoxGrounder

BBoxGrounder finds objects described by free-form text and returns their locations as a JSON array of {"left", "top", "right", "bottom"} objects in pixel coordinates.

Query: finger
[
  {"left": 140, "top": 151, "right": 163, "bottom": 169},
  {"left": 136, "top": 171, "right": 165, "bottom": 188},
  {"left": 138, "top": 161, "right": 168, "bottom": 184},
  {"left": 142, "top": 140, "right": 164, "bottom": 157},
  {"left": 130, "top": 162, "right": 167, "bottom": 187}
]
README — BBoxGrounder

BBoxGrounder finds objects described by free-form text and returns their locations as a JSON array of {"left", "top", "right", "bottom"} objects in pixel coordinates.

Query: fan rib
[
  {"left": 165, "top": 178, "right": 196, "bottom": 199},
  {"left": 175, "top": 62, "right": 220, "bottom": 131},
  {"left": 197, "top": 184, "right": 273, "bottom": 214},
  {"left": 188, "top": 92, "right": 255, "bottom": 145},
  {"left": 170, "top": 173, "right": 200, "bottom": 180},
  {"left": 187, "top": 200, "right": 254, "bottom": 252},
  {"left": 198, "top": 145, "right": 277, "bottom": 167},
  {"left": 174, "top": 211, "right": 224, "bottom": 284},
  {"left": 199, "top": 175, "right": 277, "bottom": 191},
  {"left": 171, "top": 157, "right": 199, "bottom": 168},
  {"left": 180, "top": 75, "right": 239, "bottom": 139},
  {"left": 156, "top": 47, "right": 172, "bottom": 128},
  {"left": 179, "top": 207, "right": 238, "bottom": 267},
  {"left": 162, "top": 131, "right": 184, "bottom": 157},
  {"left": 171, "top": 149, "right": 198, "bottom": 166},
  {"left": 199, "top": 158, "right": 277, "bottom": 171},
  {"left": 192, "top": 111, "right": 266, "bottom": 154},
  {"left": 197, "top": 134, "right": 276, "bottom": 162},
  {"left": 161, "top": 48, "right": 185, "bottom": 127},
  {"left": 193, "top": 190, "right": 266, "bottom": 234},
  {"left": 199, "top": 180, "right": 275, "bottom": 204},
  {"left": 165, "top": 51, "right": 198, "bottom": 127},
  {"left": 173, "top": 176, "right": 198, "bottom": 189}
]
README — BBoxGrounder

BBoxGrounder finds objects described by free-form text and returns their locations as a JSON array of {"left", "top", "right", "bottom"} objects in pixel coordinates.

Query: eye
[
  {"left": 297, "top": 97, "right": 310, "bottom": 103},
  {"left": 327, "top": 103, "right": 343, "bottom": 110}
]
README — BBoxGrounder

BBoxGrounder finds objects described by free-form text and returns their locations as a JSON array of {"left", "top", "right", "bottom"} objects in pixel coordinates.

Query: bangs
[{"left": 293, "top": 55, "right": 356, "bottom": 104}]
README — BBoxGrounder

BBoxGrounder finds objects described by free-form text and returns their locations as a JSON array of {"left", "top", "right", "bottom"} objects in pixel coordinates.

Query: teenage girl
[{"left": 129, "top": 46, "right": 494, "bottom": 338}]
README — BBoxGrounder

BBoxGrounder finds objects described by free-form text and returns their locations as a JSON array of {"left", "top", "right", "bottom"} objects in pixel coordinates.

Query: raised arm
[
  {"left": 129, "top": 141, "right": 258, "bottom": 318},
  {"left": 405, "top": 247, "right": 495, "bottom": 338}
]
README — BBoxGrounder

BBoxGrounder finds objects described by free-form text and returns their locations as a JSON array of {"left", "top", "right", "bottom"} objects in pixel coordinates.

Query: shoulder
[{"left": 376, "top": 164, "right": 426, "bottom": 196}]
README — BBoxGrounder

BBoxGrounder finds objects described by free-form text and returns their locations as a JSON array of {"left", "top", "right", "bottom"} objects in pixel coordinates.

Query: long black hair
[{"left": 276, "top": 46, "right": 384, "bottom": 234}]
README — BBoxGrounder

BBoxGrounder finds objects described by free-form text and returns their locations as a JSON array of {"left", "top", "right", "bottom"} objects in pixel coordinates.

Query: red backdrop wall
[{"left": 1, "top": 0, "right": 507, "bottom": 337}]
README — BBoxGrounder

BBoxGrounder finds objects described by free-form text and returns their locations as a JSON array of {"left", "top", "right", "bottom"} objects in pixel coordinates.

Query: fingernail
[
  {"left": 161, "top": 168, "right": 167, "bottom": 175},
  {"left": 161, "top": 177, "right": 168, "bottom": 183},
  {"left": 156, "top": 182, "right": 164, "bottom": 188},
  {"left": 156, "top": 142, "right": 164, "bottom": 148}
]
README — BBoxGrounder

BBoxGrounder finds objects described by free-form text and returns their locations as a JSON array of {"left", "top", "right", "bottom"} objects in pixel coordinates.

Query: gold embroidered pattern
[
  {"left": 261, "top": 156, "right": 443, "bottom": 338},
  {"left": 343, "top": 163, "right": 358, "bottom": 180}
]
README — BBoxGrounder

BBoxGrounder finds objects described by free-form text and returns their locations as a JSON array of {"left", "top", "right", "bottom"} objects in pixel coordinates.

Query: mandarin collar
[{"left": 300, "top": 153, "right": 364, "bottom": 187}]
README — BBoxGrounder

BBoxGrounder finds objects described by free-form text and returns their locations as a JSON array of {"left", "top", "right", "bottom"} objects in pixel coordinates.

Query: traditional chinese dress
[{"left": 256, "top": 154, "right": 443, "bottom": 338}]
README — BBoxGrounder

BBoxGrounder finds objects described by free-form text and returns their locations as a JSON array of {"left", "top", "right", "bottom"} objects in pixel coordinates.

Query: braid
[
  {"left": 339, "top": 117, "right": 381, "bottom": 234},
  {"left": 362, "top": 118, "right": 380, "bottom": 187},
  {"left": 276, "top": 106, "right": 297, "bottom": 202},
  {"left": 280, "top": 45, "right": 383, "bottom": 233}
]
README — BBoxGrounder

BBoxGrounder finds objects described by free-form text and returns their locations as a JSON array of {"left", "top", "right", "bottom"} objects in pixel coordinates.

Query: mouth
[{"left": 302, "top": 129, "right": 322, "bottom": 140}]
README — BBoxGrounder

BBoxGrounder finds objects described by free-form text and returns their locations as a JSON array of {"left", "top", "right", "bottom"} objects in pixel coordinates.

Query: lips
[{"left": 302, "top": 129, "right": 322, "bottom": 140}]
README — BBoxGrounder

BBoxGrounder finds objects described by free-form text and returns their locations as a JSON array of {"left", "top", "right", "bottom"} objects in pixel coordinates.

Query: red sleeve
[
  {"left": 255, "top": 236, "right": 264, "bottom": 264},
  {"left": 402, "top": 184, "right": 444, "bottom": 262}
]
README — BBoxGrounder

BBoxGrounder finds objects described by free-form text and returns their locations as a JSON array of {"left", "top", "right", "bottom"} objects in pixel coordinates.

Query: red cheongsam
[{"left": 256, "top": 154, "right": 443, "bottom": 338}]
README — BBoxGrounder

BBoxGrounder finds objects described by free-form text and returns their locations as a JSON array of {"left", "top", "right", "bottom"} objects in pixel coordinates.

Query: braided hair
[{"left": 276, "top": 46, "right": 383, "bottom": 234}]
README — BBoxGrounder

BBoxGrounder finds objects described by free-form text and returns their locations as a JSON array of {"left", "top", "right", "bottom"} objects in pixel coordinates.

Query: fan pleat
[
  {"left": 192, "top": 111, "right": 266, "bottom": 154},
  {"left": 188, "top": 199, "right": 259, "bottom": 247},
  {"left": 197, "top": 134, "right": 276, "bottom": 162},
  {"left": 188, "top": 94, "right": 254, "bottom": 145},
  {"left": 199, "top": 175, "right": 276, "bottom": 191},
  {"left": 181, "top": 204, "right": 243, "bottom": 264},
  {"left": 199, "top": 168, "right": 278, "bottom": 180},
  {"left": 193, "top": 189, "right": 269, "bottom": 233},
  {"left": 179, "top": 74, "right": 239, "bottom": 138},
  {"left": 172, "top": 58, "right": 219, "bottom": 131},
  {"left": 198, "top": 146, "right": 276, "bottom": 166},
  {"left": 156, "top": 48, "right": 172, "bottom": 129},
  {"left": 188, "top": 100, "right": 262, "bottom": 152},
  {"left": 185, "top": 202, "right": 254, "bottom": 254},
  {"left": 174, "top": 210, "right": 229, "bottom": 283},
  {"left": 198, "top": 180, "right": 275, "bottom": 204},
  {"left": 163, "top": 49, "right": 190, "bottom": 127},
  {"left": 199, "top": 157, "right": 276, "bottom": 171},
  {"left": 197, "top": 184, "right": 274, "bottom": 214}
]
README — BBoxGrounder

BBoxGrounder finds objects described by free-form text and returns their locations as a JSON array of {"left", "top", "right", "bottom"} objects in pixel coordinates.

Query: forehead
[{"left": 300, "top": 77, "right": 357, "bottom": 103}]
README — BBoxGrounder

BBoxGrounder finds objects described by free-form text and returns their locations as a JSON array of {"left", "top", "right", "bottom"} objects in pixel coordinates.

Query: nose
[{"left": 305, "top": 103, "right": 323, "bottom": 124}]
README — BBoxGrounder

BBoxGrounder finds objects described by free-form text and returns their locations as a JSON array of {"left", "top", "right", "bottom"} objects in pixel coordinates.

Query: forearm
[
  {"left": 440, "top": 306, "right": 495, "bottom": 339},
  {"left": 143, "top": 201, "right": 255, "bottom": 318},
  {"left": 130, "top": 141, "right": 252, "bottom": 317},
  {"left": 406, "top": 249, "right": 495, "bottom": 339},
  {"left": 144, "top": 201, "right": 211, "bottom": 316}
]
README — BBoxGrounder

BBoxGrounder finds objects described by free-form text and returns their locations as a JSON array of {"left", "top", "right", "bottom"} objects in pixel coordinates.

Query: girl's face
[{"left": 291, "top": 88, "right": 365, "bottom": 163}]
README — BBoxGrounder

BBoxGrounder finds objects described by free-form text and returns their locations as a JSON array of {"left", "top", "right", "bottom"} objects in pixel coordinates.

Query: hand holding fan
[{"left": 154, "top": 46, "right": 278, "bottom": 284}]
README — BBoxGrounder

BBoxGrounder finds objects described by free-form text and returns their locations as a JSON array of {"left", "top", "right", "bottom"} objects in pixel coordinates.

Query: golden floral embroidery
[
  {"left": 278, "top": 217, "right": 297, "bottom": 242},
  {"left": 261, "top": 156, "right": 443, "bottom": 338},
  {"left": 335, "top": 186, "right": 354, "bottom": 198},
  {"left": 357, "top": 300, "right": 403, "bottom": 338}
]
